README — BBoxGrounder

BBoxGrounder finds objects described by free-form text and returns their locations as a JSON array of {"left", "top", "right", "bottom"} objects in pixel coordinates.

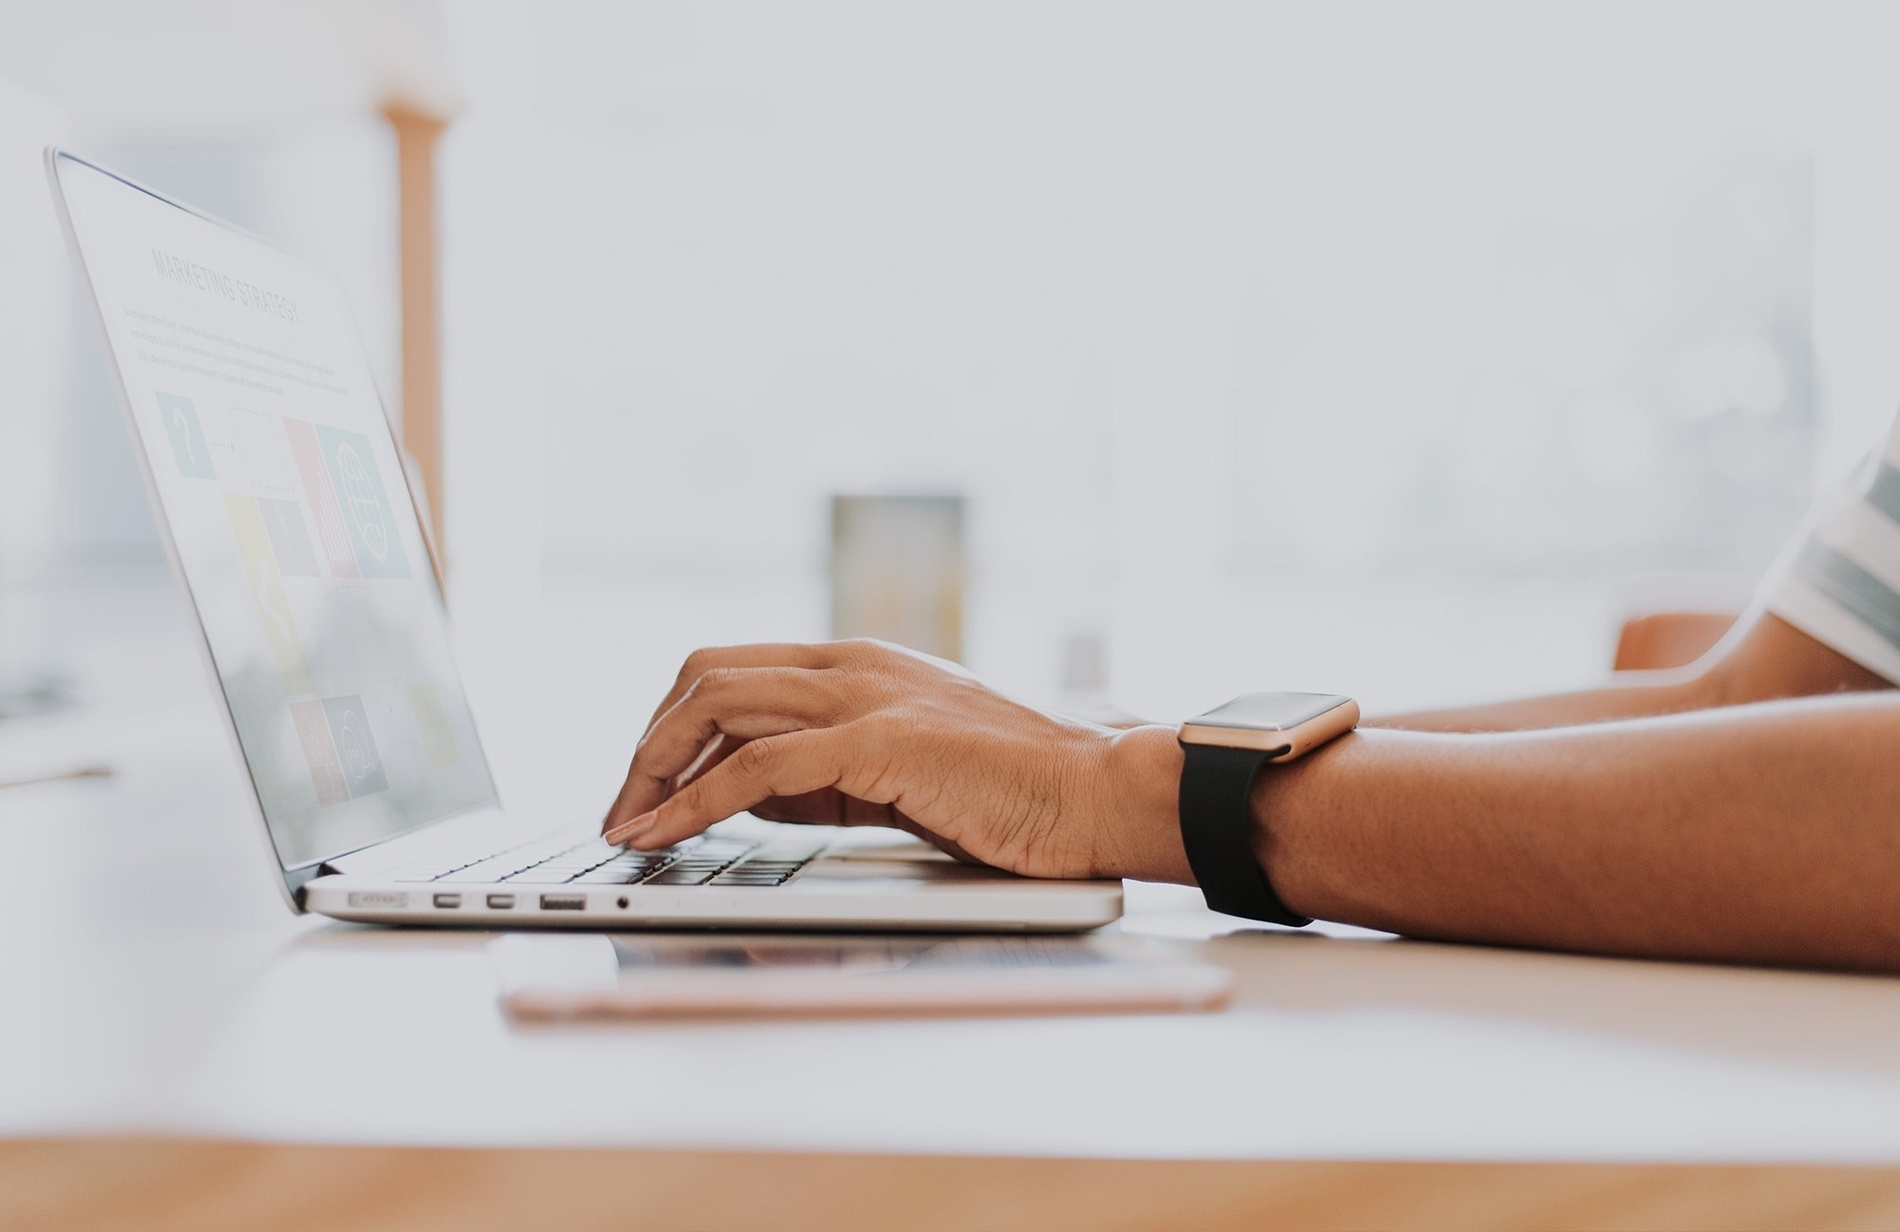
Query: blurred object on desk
[
  {"left": 0, "top": 576, "right": 78, "bottom": 722},
  {"left": 0, "top": 764, "right": 111, "bottom": 792},
  {"left": 1056, "top": 629, "right": 1147, "bottom": 728},
  {"left": 0, "top": 674, "right": 74, "bottom": 722},
  {"left": 830, "top": 494, "right": 965, "bottom": 662}
]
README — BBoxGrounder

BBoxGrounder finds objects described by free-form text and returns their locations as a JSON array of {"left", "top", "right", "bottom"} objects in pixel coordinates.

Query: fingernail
[{"left": 605, "top": 811, "right": 656, "bottom": 846}]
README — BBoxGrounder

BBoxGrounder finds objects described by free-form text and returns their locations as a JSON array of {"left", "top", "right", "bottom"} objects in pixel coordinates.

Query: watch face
[{"left": 1191, "top": 691, "right": 1351, "bottom": 733}]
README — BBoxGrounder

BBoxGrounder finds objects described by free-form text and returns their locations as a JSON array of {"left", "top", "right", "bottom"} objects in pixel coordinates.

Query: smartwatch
[{"left": 1177, "top": 692, "right": 1359, "bottom": 926}]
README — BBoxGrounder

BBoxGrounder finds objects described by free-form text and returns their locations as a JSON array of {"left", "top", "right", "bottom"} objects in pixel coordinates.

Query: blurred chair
[{"left": 1612, "top": 612, "right": 1737, "bottom": 672}]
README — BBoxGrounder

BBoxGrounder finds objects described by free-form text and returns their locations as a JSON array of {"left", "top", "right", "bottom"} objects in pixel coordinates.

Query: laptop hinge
[
  {"left": 286, "top": 861, "right": 328, "bottom": 908},
  {"left": 324, "top": 806, "right": 526, "bottom": 877}
]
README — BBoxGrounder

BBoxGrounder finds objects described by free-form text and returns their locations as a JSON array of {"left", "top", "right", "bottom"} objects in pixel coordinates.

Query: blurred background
[{"left": 5, "top": 0, "right": 1900, "bottom": 814}]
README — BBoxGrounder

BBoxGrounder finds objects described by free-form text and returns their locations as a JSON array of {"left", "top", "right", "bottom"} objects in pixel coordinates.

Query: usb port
[
  {"left": 486, "top": 893, "right": 516, "bottom": 909},
  {"left": 540, "top": 893, "right": 586, "bottom": 911},
  {"left": 433, "top": 893, "right": 462, "bottom": 909}
]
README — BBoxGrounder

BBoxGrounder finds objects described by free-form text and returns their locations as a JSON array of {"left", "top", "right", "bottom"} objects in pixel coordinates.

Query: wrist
[
  {"left": 1245, "top": 729, "right": 1367, "bottom": 921},
  {"left": 1091, "top": 724, "right": 1192, "bottom": 883}
]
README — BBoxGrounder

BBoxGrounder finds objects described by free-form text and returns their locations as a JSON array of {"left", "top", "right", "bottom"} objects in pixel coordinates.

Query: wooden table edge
[{"left": 8, "top": 1136, "right": 1900, "bottom": 1231}]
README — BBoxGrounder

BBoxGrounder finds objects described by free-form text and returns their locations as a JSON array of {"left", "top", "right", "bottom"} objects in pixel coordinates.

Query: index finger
[
  {"left": 604, "top": 666, "right": 842, "bottom": 833},
  {"left": 618, "top": 728, "right": 858, "bottom": 849},
  {"left": 600, "top": 644, "right": 841, "bottom": 831}
]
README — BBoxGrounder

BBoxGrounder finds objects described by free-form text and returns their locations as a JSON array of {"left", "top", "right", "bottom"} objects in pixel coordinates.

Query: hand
[{"left": 601, "top": 640, "right": 1192, "bottom": 882}]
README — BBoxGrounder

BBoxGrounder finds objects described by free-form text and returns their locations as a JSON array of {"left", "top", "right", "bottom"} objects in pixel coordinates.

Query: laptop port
[
  {"left": 486, "top": 894, "right": 516, "bottom": 909},
  {"left": 540, "top": 893, "right": 586, "bottom": 911},
  {"left": 433, "top": 893, "right": 462, "bottom": 909}
]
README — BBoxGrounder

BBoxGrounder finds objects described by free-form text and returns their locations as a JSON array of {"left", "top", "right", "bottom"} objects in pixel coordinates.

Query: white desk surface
[{"left": 6, "top": 593, "right": 1900, "bottom": 1166}]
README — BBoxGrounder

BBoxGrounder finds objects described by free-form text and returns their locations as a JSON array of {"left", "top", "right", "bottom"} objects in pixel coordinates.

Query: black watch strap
[{"left": 1178, "top": 741, "right": 1312, "bottom": 927}]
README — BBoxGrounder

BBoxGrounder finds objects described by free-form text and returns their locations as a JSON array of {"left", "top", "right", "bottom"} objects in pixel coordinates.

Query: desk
[{"left": 6, "top": 591, "right": 1900, "bottom": 1229}]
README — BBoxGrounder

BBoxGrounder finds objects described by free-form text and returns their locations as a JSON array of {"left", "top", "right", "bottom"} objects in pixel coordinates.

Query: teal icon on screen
[
  {"left": 155, "top": 392, "right": 215, "bottom": 479},
  {"left": 314, "top": 425, "right": 410, "bottom": 579}
]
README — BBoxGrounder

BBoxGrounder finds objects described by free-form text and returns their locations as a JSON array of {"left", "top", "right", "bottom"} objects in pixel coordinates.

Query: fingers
[
  {"left": 613, "top": 728, "right": 867, "bottom": 849},
  {"left": 640, "top": 643, "right": 846, "bottom": 739},
  {"left": 603, "top": 666, "right": 843, "bottom": 832}
]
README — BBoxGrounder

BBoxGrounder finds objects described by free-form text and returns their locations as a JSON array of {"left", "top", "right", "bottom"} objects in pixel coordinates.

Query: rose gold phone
[{"left": 491, "top": 934, "right": 1234, "bottom": 1021}]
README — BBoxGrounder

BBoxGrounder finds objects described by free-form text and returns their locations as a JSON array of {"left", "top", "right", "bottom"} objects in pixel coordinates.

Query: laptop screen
[{"left": 53, "top": 151, "right": 499, "bottom": 871}]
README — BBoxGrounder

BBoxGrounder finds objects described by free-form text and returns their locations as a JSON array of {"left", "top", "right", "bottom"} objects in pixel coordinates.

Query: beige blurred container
[{"left": 829, "top": 495, "right": 965, "bottom": 662}]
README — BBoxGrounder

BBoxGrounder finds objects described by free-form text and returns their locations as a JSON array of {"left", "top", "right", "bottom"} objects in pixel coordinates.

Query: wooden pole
[{"left": 383, "top": 102, "right": 450, "bottom": 582}]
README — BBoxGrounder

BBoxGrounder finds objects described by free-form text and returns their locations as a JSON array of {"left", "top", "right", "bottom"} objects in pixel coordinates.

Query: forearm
[
  {"left": 1370, "top": 668, "right": 1711, "bottom": 732},
  {"left": 1370, "top": 612, "right": 1889, "bottom": 733},
  {"left": 1255, "top": 693, "right": 1900, "bottom": 971}
]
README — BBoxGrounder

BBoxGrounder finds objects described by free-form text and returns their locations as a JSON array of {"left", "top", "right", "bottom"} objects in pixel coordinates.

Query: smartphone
[{"left": 490, "top": 933, "right": 1233, "bottom": 1021}]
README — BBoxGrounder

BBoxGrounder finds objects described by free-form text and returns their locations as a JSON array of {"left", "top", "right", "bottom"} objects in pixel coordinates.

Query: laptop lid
[{"left": 47, "top": 149, "right": 500, "bottom": 901}]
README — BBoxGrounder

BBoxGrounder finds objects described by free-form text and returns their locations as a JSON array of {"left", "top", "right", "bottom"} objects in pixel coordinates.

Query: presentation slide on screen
[{"left": 58, "top": 157, "right": 496, "bottom": 868}]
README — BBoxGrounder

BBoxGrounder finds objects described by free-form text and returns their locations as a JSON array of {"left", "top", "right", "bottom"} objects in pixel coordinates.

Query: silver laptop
[{"left": 48, "top": 148, "right": 1121, "bottom": 933}]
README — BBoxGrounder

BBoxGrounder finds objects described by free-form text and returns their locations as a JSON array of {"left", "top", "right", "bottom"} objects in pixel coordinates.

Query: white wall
[
  {"left": 19, "top": 3, "right": 1900, "bottom": 783},
  {"left": 421, "top": 2, "right": 1898, "bottom": 731},
  {"left": 1809, "top": 5, "right": 1900, "bottom": 482},
  {"left": 0, "top": 77, "right": 76, "bottom": 691},
  {"left": 0, "top": 77, "right": 72, "bottom": 583}
]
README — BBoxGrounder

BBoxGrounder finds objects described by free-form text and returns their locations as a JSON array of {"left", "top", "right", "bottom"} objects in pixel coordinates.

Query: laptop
[{"left": 47, "top": 148, "right": 1122, "bottom": 933}]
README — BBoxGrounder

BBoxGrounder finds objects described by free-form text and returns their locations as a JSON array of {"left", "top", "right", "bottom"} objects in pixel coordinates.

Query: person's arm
[
  {"left": 601, "top": 629, "right": 1900, "bottom": 972},
  {"left": 1371, "top": 611, "right": 1888, "bottom": 732},
  {"left": 1256, "top": 694, "right": 1900, "bottom": 970}
]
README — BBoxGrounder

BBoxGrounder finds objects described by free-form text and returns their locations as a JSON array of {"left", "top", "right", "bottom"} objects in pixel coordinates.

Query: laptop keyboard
[{"left": 394, "top": 834, "right": 819, "bottom": 888}]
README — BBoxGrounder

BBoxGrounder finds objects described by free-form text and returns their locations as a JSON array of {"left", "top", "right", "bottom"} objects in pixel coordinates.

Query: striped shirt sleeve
[{"left": 1764, "top": 429, "right": 1900, "bottom": 683}]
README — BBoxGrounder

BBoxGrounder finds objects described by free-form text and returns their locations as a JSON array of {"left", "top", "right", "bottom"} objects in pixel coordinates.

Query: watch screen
[{"left": 1192, "top": 691, "right": 1350, "bottom": 733}]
